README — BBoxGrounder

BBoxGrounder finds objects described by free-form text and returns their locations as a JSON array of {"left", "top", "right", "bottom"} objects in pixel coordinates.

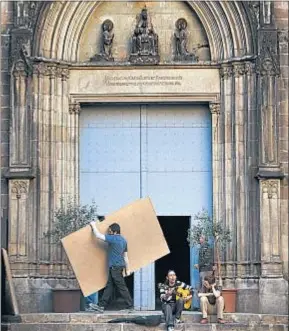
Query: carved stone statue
[
  {"left": 90, "top": 19, "right": 114, "bottom": 62},
  {"left": 174, "top": 18, "right": 198, "bottom": 62},
  {"left": 129, "top": 7, "right": 159, "bottom": 65}
]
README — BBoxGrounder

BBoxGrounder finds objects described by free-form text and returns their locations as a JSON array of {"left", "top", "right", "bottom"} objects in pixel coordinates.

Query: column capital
[
  {"left": 244, "top": 61, "right": 256, "bottom": 75},
  {"left": 220, "top": 64, "right": 233, "bottom": 80},
  {"left": 10, "top": 180, "right": 29, "bottom": 199},
  {"left": 232, "top": 62, "right": 246, "bottom": 78},
  {"left": 260, "top": 179, "right": 279, "bottom": 199},
  {"left": 209, "top": 102, "right": 220, "bottom": 115},
  {"left": 69, "top": 99, "right": 81, "bottom": 115}
]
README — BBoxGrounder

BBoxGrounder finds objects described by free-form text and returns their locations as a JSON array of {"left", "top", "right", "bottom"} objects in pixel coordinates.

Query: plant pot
[
  {"left": 52, "top": 289, "right": 82, "bottom": 313},
  {"left": 222, "top": 288, "right": 237, "bottom": 313}
]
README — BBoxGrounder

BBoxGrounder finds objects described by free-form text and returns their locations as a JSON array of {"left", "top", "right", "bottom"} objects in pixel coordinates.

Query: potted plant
[
  {"left": 187, "top": 209, "right": 237, "bottom": 313},
  {"left": 44, "top": 198, "right": 99, "bottom": 313}
]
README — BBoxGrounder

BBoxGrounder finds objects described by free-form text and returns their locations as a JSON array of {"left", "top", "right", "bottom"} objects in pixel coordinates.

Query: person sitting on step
[
  {"left": 198, "top": 274, "right": 225, "bottom": 324},
  {"left": 158, "top": 270, "right": 193, "bottom": 331}
]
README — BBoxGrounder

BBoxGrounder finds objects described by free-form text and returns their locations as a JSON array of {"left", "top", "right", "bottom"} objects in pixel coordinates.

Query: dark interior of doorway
[{"left": 155, "top": 216, "right": 190, "bottom": 310}]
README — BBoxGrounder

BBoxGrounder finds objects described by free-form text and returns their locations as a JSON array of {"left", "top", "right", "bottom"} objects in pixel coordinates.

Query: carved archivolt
[{"left": 11, "top": 180, "right": 28, "bottom": 199}]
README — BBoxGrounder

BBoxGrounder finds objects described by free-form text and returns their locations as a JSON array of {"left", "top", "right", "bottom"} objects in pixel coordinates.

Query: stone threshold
[
  {"left": 3, "top": 311, "right": 288, "bottom": 325},
  {"left": 2, "top": 322, "right": 289, "bottom": 331}
]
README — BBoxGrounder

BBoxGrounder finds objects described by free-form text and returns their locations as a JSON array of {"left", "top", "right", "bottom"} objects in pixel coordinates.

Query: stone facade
[{"left": 1, "top": 1, "right": 288, "bottom": 314}]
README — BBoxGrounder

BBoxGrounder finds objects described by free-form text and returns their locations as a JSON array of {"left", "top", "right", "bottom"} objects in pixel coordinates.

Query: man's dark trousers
[
  {"left": 99, "top": 266, "right": 133, "bottom": 308},
  {"left": 162, "top": 299, "right": 184, "bottom": 327}
]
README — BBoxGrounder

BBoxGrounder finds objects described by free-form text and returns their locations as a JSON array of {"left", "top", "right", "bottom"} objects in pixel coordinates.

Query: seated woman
[{"left": 158, "top": 270, "right": 193, "bottom": 331}]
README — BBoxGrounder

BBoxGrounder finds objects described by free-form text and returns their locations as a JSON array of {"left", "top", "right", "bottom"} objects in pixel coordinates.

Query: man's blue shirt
[{"left": 105, "top": 234, "right": 127, "bottom": 268}]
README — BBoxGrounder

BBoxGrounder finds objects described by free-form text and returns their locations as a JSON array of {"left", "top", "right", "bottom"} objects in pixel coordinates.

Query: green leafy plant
[
  {"left": 44, "top": 198, "right": 99, "bottom": 243},
  {"left": 187, "top": 209, "right": 232, "bottom": 280}
]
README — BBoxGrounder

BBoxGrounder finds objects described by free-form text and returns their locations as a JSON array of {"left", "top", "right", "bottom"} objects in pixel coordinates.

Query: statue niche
[
  {"left": 129, "top": 7, "right": 159, "bottom": 65},
  {"left": 174, "top": 18, "right": 198, "bottom": 62},
  {"left": 90, "top": 19, "right": 114, "bottom": 62}
]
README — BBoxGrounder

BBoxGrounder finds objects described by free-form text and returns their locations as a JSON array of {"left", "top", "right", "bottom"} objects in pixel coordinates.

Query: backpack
[{"left": 107, "top": 315, "right": 163, "bottom": 326}]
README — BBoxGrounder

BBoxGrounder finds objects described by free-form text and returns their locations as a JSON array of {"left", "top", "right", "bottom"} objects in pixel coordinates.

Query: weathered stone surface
[
  {"left": 1, "top": 0, "right": 288, "bottom": 316},
  {"left": 5, "top": 312, "right": 288, "bottom": 325},
  {"left": 69, "top": 68, "right": 220, "bottom": 98},
  {"left": 6, "top": 322, "right": 289, "bottom": 331}
]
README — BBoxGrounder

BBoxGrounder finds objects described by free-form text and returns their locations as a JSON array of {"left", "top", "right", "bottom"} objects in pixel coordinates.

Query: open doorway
[{"left": 155, "top": 216, "right": 191, "bottom": 310}]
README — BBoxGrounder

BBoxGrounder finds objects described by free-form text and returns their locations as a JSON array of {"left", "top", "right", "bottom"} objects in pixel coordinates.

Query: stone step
[
  {"left": 3, "top": 312, "right": 289, "bottom": 325},
  {"left": 2, "top": 322, "right": 288, "bottom": 331}
]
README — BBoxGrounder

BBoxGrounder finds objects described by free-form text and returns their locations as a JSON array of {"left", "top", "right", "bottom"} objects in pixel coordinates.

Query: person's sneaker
[
  {"left": 168, "top": 326, "right": 174, "bottom": 331},
  {"left": 200, "top": 318, "right": 208, "bottom": 324},
  {"left": 175, "top": 318, "right": 183, "bottom": 324},
  {"left": 85, "top": 304, "right": 96, "bottom": 312},
  {"left": 218, "top": 318, "right": 226, "bottom": 324},
  {"left": 90, "top": 303, "right": 104, "bottom": 313}
]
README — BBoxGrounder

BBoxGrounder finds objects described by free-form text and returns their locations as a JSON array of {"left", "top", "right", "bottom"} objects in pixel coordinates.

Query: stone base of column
[
  {"left": 259, "top": 278, "right": 288, "bottom": 314},
  {"left": 6, "top": 277, "right": 79, "bottom": 313},
  {"left": 234, "top": 278, "right": 259, "bottom": 313}
]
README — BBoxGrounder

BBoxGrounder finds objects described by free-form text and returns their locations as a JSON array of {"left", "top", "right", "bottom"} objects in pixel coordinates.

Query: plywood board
[
  {"left": 61, "top": 197, "right": 170, "bottom": 297},
  {"left": 2, "top": 248, "right": 19, "bottom": 315}
]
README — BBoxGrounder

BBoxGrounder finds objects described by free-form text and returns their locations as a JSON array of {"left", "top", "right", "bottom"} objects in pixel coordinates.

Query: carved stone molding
[
  {"left": 261, "top": 180, "right": 278, "bottom": 199},
  {"left": 209, "top": 102, "right": 220, "bottom": 115},
  {"left": 69, "top": 100, "right": 81, "bottom": 115},
  {"left": 11, "top": 180, "right": 28, "bottom": 199},
  {"left": 32, "top": 62, "right": 49, "bottom": 76},
  {"left": 13, "top": 61, "right": 27, "bottom": 78},
  {"left": 14, "top": 1, "right": 40, "bottom": 30},
  {"left": 247, "top": 1, "right": 260, "bottom": 29},
  {"left": 32, "top": 63, "right": 70, "bottom": 80},
  {"left": 61, "top": 68, "right": 70, "bottom": 81},
  {"left": 232, "top": 62, "right": 246, "bottom": 78},
  {"left": 244, "top": 61, "right": 256, "bottom": 76},
  {"left": 48, "top": 65, "right": 57, "bottom": 78},
  {"left": 220, "top": 65, "right": 233, "bottom": 79},
  {"left": 11, "top": 32, "right": 33, "bottom": 76},
  {"left": 260, "top": 1, "right": 273, "bottom": 26},
  {"left": 278, "top": 29, "right": 289, "bottom": 44},
  {"left": 257, "top": 30, "right": 280, "bottom": 77}
]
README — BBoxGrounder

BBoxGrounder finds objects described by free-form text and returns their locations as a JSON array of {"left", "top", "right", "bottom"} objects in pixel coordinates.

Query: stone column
[
  {"left": 6, "top": 43, "right": 34, "bottom": 273},
  {"left": 232, "top": 62, "right": 247, "bottom": 278},
  {"left": 244, "top": 61, "right": 260, "bottom": 276},
  {"left": 8, "top": 180, "right": 30, "bottom": 259},
  {"left": 209, "top": 102, "right": 221, "bottom": 220},
  {"left": 220, "top": 64, "right": 235, "bottom": 280},
  {"left": 39, "top": 63, "right": 51, "bottom": 264},
  {"left": 68, "top": 99, "right": 80, "bottom": 201},
  {"left": 260, "top": 180, "right": 282, "bottom": 276},
  {"left": 256, "top": 3, "right": 287, "bottom": 314}
]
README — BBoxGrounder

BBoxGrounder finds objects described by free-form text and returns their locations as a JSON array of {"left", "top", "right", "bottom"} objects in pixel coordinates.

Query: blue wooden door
[{"left": 79, "top": 103, "right": 212, "bottom": 309}]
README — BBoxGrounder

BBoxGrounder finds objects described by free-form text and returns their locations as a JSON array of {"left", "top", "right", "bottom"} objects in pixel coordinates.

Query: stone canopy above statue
[{"left": 129, "top": 7, "right": 160, "bottom": 65}]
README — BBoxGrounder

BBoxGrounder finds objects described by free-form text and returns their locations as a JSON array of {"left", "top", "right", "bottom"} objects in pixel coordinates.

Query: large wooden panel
[{"left": 61, "top": 197, "right": 170, "bottom": 297}]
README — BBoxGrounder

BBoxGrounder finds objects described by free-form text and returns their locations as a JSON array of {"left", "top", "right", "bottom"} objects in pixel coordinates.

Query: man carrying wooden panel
[{"left": 88, "top": 222, "right": 133, "bottom": 313}]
